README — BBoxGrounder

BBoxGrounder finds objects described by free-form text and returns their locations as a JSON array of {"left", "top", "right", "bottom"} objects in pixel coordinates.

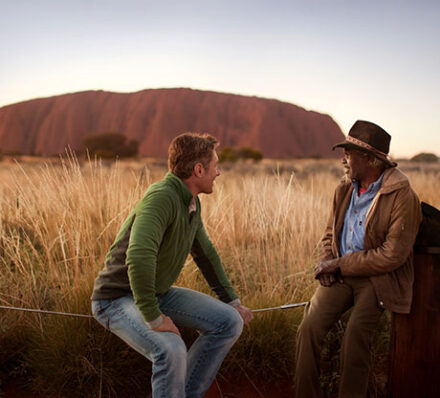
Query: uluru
[{"left": 0, "top": 88, "right": 344, "bottom": 158}]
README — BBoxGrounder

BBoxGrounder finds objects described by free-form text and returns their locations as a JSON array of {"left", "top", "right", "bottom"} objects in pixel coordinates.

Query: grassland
[{"left": 0, "top": 156, "right": 439, "bottom": 397}]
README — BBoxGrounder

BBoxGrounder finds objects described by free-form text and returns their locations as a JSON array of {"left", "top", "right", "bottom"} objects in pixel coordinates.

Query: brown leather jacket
[{"left": 320, "top": 167, "right": 422, "bottom": 314}]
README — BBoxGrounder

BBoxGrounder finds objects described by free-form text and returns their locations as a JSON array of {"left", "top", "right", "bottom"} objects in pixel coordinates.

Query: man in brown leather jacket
[{"left": 295, "top": 120, "right": 422, "bottom": 398}]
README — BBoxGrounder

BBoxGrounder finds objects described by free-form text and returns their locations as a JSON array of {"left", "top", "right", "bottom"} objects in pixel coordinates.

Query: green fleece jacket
[{"left": 92, "top": 171, "right": 238, "bottom": 323}]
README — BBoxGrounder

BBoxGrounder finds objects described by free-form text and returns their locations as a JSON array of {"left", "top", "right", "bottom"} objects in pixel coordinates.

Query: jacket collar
[
  {"left": 164, "top": 171, "right": 194, "bottom": 207},
  {"left": 341, "top": 167, "right": 408, "bottom": 196},
  {"left": 379, "top": 167, "right": 409, "bottom": 194}
]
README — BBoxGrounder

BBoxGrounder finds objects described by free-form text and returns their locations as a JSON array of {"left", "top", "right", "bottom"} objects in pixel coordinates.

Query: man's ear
[{"left": 193, "top": 162, "right": 204, "bottom": 177}]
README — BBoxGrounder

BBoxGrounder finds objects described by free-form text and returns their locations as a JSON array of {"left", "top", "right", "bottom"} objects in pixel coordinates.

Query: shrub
[
  {"left": 410, "top": 152, "right": 439, "bottom": 163},
  {"left": 82, "top": 132, "right": 139, "bottom": 159},
  {"left": 218, "top": 146, "right": 263, "bottom": 162},
  {"left": 237, "top": 146, "right": 264, "bottom": 161},
  {"left": 218, "top": 146, "right": 238, "bottom": 162}
]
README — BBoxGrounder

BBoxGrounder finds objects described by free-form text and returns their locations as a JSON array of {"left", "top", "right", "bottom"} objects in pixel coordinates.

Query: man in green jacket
[
  {"left": 295, "top": 121, "right": 422, "bottom": 398},
  {"left": 92, "top": 133, "right": 253, "bottom": 398}
]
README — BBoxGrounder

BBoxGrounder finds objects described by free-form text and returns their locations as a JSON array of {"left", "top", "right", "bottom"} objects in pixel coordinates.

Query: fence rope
[
  {"left": 0, "top": 302, "right": 309, "bottom": 318},
  {"left": 0, "top": 305, "right": 93, "bottom": 318}
]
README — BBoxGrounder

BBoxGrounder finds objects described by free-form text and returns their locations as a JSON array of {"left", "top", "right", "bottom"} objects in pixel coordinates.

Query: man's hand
[
  {"left": 152, "top": 315, "right": 181, "bottom": 337},
  {"left": 318, "top": 272, "right": 337, "bottom": 287},
  {"left": 234, "top": 305, "right": 253, "bottom": 325},
  {"left": 315, "top": 259, "right": 342, "bottom": 286}
]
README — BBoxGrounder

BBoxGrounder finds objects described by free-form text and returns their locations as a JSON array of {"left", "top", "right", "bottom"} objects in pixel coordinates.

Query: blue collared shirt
[{"left": 339, "top": 173, "right": 384, "bottom": 256}]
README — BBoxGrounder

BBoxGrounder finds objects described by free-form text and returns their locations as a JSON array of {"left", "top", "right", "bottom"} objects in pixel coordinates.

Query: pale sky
[{"left": 1, "top": 0, "right": 439, "bottom": 158}]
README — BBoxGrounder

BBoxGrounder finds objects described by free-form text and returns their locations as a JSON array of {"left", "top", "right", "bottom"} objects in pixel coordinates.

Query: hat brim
[{"left": 332, "top": 141, "right": 397, "bottom": 167}]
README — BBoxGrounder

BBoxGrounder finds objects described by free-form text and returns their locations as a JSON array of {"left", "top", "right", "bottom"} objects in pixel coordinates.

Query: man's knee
[
  {"left": 221, "top": 307, "right": 244, "bottom": 339},
  {"left": 153, "top": 334, "right": 187, "bottom": 367},
  {"left": 297, "top": 310, "right": 316, "bottom": 339},
  {"left": 296, "top": 308, "right": 334, "bottom": 348}
]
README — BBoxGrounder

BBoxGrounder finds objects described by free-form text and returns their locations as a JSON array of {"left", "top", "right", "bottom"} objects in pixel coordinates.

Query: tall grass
[{"left": 0, "top": 157, "right": 438, "bottom": 397}]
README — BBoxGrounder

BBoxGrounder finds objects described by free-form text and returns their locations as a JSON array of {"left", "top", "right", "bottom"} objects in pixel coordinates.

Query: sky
[{"left": 1, "top": 0, "right": 439, "bottom": 158}]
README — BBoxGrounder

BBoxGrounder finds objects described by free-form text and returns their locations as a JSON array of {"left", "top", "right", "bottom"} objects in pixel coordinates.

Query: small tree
[{"left": 82, "top": 132, "right": 139, "bottom": 159}]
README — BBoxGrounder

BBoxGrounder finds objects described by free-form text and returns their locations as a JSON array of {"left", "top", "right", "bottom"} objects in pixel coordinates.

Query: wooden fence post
[{"left": 388, "top": 202, "right": 440, "bottom": 398}]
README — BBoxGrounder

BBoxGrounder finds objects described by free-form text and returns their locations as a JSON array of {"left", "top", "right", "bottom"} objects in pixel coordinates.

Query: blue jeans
[{"left": 92, "top": 287, "right": 243, "bottom": 398}]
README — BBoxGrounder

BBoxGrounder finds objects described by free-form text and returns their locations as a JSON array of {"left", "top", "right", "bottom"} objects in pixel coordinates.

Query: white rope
[
  {"left": 251, "top": 301, "right": 308, "bottom": 313},
  {"left": 0, "top": 305, "right": 93, "bottom": 318},
  {"left": 0, "top": 301, "right": 309, "bottom": 317}
]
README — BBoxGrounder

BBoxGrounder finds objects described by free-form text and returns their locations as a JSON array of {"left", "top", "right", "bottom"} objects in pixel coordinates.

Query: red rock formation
[{"left": 0, "top": 88, "right": 344, "bottom": 158}]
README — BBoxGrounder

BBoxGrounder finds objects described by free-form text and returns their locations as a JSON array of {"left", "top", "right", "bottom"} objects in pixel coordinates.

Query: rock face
[{"left": 0, "top": 88, "right": 344, "bottom": 158}]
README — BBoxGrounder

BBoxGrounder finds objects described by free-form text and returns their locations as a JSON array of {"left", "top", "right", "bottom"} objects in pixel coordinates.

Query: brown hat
[{"left": 332, "top": 120, "right": 397, "bottom": 167}]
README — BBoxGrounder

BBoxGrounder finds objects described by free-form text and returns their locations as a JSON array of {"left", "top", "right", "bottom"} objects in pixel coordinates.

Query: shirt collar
[
  {"left": 352, "top": 171, "right": 385, "bottom": 196},
  {"left": 188, "top": 197, "right": 197, "bottom": 213},
  {"left": 164, "top": 171, "right": 194, "bottom": 207}
]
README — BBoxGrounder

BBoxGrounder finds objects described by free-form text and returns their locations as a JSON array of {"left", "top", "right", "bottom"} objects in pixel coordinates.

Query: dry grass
[{"left": 0, "top": 156, "right": 438, "bottom": 397}]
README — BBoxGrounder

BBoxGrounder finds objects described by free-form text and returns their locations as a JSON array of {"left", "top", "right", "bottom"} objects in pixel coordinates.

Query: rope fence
[
  {"left": 0, "top": 305, "right": 93, "bottom": 318},
  {"left": 0, "top": 302, "right": 309, "bottom": 318}
]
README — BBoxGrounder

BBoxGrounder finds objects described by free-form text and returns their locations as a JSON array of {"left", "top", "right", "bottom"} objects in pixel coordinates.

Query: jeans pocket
[
  {"left": 91, "top": 300, "right": 101, "bottom": 317},
  {"left": 92, "top": 300, "right": 112, "bottom": 331}
]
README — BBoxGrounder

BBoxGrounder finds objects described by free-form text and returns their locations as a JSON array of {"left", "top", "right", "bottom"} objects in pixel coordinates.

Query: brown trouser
[{"left": 295, "top": 277, "right": 383, "bottom": 398}]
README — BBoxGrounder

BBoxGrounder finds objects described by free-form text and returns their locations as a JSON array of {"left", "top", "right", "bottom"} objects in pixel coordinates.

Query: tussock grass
[{"left": 0, "top": 157, "right": 438, "bottom": 397}]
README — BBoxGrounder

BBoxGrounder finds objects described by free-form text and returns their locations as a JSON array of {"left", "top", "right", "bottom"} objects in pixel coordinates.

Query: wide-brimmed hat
[{"left": 332, "top": 120, "right": 397, "bottom": 167}]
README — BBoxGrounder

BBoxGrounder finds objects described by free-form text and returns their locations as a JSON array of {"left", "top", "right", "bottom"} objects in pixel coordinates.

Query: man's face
[
  {"left": 343, "top": 148, "right": 370, "bottom": 181},
  {"left": 198, "top": 150, "right": 221, "bottom": 194}
]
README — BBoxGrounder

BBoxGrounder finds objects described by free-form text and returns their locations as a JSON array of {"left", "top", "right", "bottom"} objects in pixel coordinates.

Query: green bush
[
  {"left": 83, "top": 132, "right": 139, "bottom": 159},
  {"left": 218, "top": 146, "right": 263, "bottom": 162},
  {"left": 237, "top": 147, "right": 264, "bottom": 161},
  {"left": 218, "top": 146, "right": 238, "bottom": 162}
]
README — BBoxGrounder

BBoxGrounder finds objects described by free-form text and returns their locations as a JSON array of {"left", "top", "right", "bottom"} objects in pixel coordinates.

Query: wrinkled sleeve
[
  {"left": 319, "top": 190, "right": 338, "bottom": 262},
  {"left": 126, "top": 192, "right": 174, "bottom": 322},
  {"left": 191, "top": 222, "right": 239, "bottom": 303}
]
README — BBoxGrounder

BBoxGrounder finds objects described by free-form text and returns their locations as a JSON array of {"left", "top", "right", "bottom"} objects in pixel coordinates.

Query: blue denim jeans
[{"left": 92, "top": 287, "right": 243, "bottom": 398}]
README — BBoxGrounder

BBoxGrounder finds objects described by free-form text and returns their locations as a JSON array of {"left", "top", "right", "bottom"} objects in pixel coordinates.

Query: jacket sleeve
[
  {"left": 126, "top": 191, "right": 174, "bottom": 323},
  {"left": 337, "top": 187, "right": 421, "bottom": 277},
  {"left": 191, "top": 222, "right": 239, "bottom": 303},
  {"left": 319, "top": 190, "right": 338, "bottom": 262}
]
